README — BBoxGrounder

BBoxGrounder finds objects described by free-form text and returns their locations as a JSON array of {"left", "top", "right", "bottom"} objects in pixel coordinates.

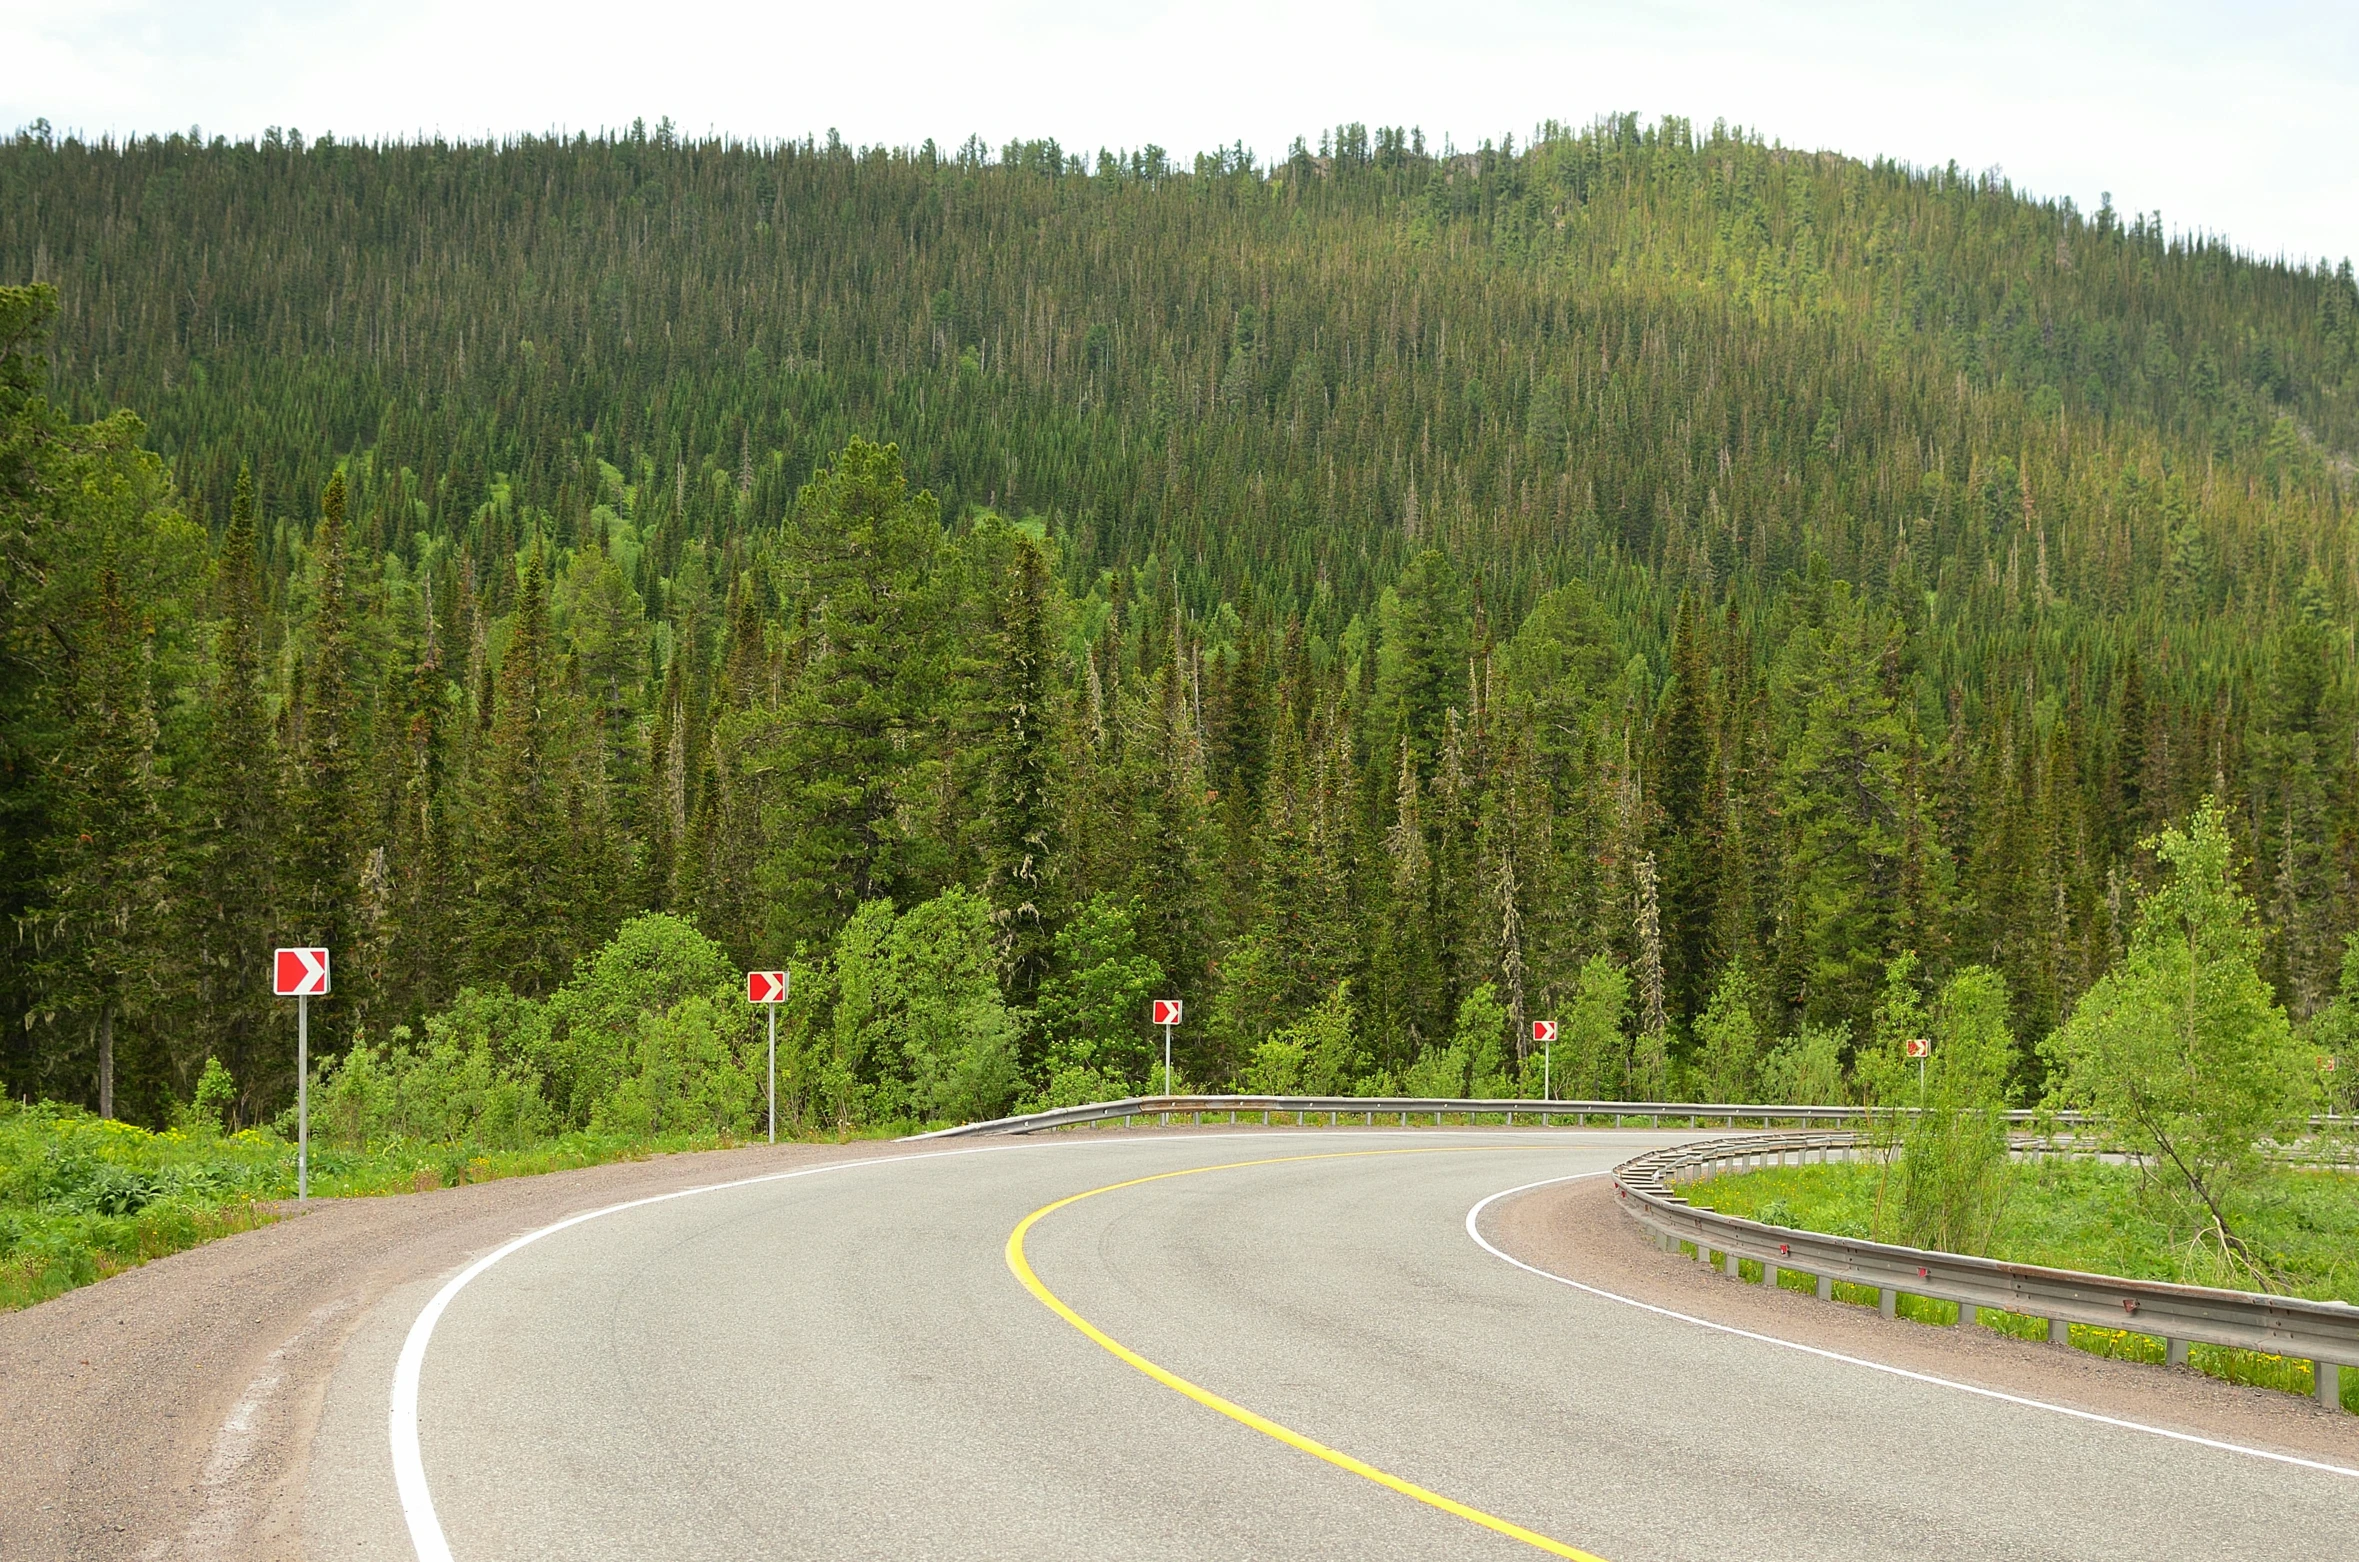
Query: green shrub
[{"left": 593, "top": 994, "right": 758, "bottom": 1138}]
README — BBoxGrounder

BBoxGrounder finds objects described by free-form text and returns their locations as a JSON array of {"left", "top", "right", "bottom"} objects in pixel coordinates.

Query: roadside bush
[
  {"left": 1695, "top": 961, "right": 1767, "bottom": 1102},
  {"left": 311, "top": 1025, "right": 551, "bottom": 1151},
  {"left": 2043, "top": 802, "right": 2309, "bottom": 1274},
  {"left": 1457, "top": 984, "right": 1512, "bottom": 1098},
  {"left": 816, "top": 889, "right": 1021, "bottom": 1130},
  {"left": 1758, "top": 1022, "right": 1848, "bottom": 1108},
  {"left": 892, "top": 889, "right": 1021, "bottom": 1125},
  {"left": 593, "top": 994, "right": 758, "bottom": 1138},
  {"left": 1554, "top": 954, "right": 1630, "bottom": 1098},
  {"left": 1033, "top": 895, "right": 1164, "bottom": 1089},
  {"left": 1893, "top": 966, "right": 2016, "bottom": 1252},
  {"left": 539, "top": 913, "right": 740, "bottom": 1125}
]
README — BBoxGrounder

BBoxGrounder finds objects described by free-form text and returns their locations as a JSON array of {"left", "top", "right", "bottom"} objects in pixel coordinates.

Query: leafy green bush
[
  {"left": 1034, "top": 895, "right": 1165, "bottom": 1089},
  {"left": 2043, "top": 803, "right": 2310, "bottom": 1274},
  {"left": 1892, "top": 967, "right": 2017, "bottom": 1253},
  {"left": 309, "top": 1026, "right": 552, "bottom": 1151},
  {"left": 540, "top": 913, "right": 740, "bottom": 1125},
  {"left": 593, "top": 994, "right": 758, "bottom": 1137}
]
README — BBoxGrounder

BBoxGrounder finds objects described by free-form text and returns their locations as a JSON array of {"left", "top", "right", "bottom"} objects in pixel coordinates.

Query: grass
[
  {"left": 0, "top": 1099, "right": 888, "bottom": 1313},
  {"left": 1681, "top": 1158, "right": 2359, "bottom": 1411}
]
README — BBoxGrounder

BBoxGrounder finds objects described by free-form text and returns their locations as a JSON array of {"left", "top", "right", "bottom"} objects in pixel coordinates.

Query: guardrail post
[
  {"left": 1724, "top": 1252, "right": 1741, "bottom": 1279},
  {"left": 2167, "top": 1337, "right": 2189, "bottom": 1368},
  {"left": 1764, "top": 1263, "right": 1780, "bottom": 1290},
  {"left": 1956, "top": 1303, "right": 1977, "bottom": 1328},
  {"left": 1878, "top": 1288, "right": 1898, "bottom": 1320},
  {"left": 1816, "top": 1275, "right": 1833, "bottom": 1301},
  {"left": 2047, "top": 1318, "right": 2070, "bottom": 1346},
  {"left": 2317, "top": 1361, "right": 2341, "bottom": 1409}
]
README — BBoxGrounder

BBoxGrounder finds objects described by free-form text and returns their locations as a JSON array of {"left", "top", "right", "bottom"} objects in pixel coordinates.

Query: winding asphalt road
[{"left": 299, "top": 1130, "right": 2356, "bottom": 1561}]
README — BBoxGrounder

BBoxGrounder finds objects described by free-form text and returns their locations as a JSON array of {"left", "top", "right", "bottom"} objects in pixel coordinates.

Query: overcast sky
[{"left": 8, "top": 0, "right": 2353, "bottom": 267}]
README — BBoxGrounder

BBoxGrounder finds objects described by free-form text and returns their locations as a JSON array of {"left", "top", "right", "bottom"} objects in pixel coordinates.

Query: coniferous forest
[{"left": 5, "top": 115, "right": 2359, "bottom": 1136}]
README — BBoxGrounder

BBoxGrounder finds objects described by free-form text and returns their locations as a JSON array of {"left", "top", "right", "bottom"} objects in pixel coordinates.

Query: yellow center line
[{"left": 1004, "top": 1146, "right": 1610, "bottom": 1561}]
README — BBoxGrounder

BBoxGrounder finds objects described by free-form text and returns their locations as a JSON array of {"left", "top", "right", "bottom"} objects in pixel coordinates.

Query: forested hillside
[{"left": 3, "top": 114, "right": 2356, "bottom": 1131}]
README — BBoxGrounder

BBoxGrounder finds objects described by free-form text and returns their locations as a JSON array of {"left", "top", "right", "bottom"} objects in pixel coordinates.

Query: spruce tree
[
  {"left": 186, "top": 464, "right": 279, "bottom": 1121},
  {"left": 762, "top": 439, "right": 944, "bottom": 948},
  {"left": 281, "top": 471, "right": 361, "bottom": 1040},
  {"left": 36, "top": 560, "right": 168, "bottom": 1118},
  {"left": 468, "top": 550, "right": 573, "bottom": 995},
  {"left": 1651, "top": 593, "right": 1716, "bottom": 1029},
  {"left": 984, "top": 530, "right": 1058, "bottom": 1009}
]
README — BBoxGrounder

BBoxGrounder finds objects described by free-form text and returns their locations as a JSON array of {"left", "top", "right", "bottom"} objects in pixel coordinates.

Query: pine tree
[
  {"left": 1375, "top": 737, "right": 1442, "bottom": 1068},
  {"left": 1651, "top": 593, "right": 1716, "bottom": 1029},
  {"left": 35, "top": 560, "right": 168, "bottom": 1117},
  {"left": 983, "top": 529, "right": 1059, "bottom": 1009},
  {"left": 1381, "top": 549, "right": 1469, "bottom": 776},
  {"left": 762, "top": 439, "right": 944, "bottom": 947},
  {"left": 186, "top": 465, "right": 279, "bottom": 1121},
  {"left": 382, "top": 605, "right": 454, "bottom": 1027},
  {"left": 281, "top": 471, "right": 361, "bottom": 1039},
  {"left": 468, "top": 550, "right": 573, "bottom": 994}
]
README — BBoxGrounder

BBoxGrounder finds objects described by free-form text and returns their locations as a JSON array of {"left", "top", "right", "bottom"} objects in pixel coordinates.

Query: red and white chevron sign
[
  {"left": 1905, "top": 1037, "right": 1932, "bottom": 1059},
  {"left": 1152, "top": 998, "right": 1183, "bottom": 1027},
  {"left": 1532, "top": 1019, "right": 1558, "bottom": 1044},
  {"left": 747, "top": 970, "right": 789, "bottom": 1005},
  {"left": 274, "top": 947, "right": 331, "bottom": 996}
]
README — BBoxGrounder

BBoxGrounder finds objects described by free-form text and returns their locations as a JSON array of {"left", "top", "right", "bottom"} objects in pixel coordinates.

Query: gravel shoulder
[
  {"left": 0, "top": 1137, "right": 904, "bottom": 1562},
  {"left": 1486, "top": 1174, "right": 2359, "bottom": 1469}
]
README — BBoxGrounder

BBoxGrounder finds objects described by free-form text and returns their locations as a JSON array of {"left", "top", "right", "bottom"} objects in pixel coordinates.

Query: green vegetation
[
  {"left": 1686, "top": 1157, "right": 2359, "bottom": 1409},
  {"left": 0, "top": 1096, "right": 810, "bottom": 1313},
  {"left": 2042, "top": 803, "right": 2315, "bottom": 1279},
  {"left": 2, "top": 116, "right": 2355, "bottom": 1279}
]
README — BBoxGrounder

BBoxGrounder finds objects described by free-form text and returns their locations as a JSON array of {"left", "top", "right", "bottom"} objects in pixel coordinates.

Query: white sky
[{"left": 7, "top": 0, "right": 2354, "bottom": 268}]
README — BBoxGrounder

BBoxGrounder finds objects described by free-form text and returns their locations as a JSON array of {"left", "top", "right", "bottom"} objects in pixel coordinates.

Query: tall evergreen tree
[
  {"left": 281, "top": 470, "right": 361, "bottom": 1037},
  {"left": 983, "top": 528, "right": 1059, "bottom": 1010},
  {"left": 34, "top": 560, "right": 168, "bottom": 1117},
  {"left": 468, "top": 550, "right": 573, "bottom": 995},
  {"left": 186, "top": 465, "right": 279, "bottom": 1120},
  {"left": 761, "top": 438, "right": 945, "bottom": 948}
]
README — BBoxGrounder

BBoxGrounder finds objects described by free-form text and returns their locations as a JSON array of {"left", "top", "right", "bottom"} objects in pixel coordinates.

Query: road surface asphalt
[{"left": 290, "top": 1129, "right": 2356, "bottom": 1562}]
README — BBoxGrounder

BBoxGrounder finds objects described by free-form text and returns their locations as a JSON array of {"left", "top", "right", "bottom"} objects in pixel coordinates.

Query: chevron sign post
[
  {"left": 1153, "top": 999, "right": 1182, "bottom": 1097},
  {"left": 273, "top": 948, "right": 331, "bottom": 1201},
  {"left": 748, "top": 971, "right": 789, "bottom": 1143},
  {"left": 1532, "top": 1019, "right": 1558, "bottom": 1101}
]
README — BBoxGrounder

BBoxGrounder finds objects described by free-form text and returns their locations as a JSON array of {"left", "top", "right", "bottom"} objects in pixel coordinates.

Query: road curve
[{"left": 304, "top": 1131, "right": 2355, "bottom": 1562}]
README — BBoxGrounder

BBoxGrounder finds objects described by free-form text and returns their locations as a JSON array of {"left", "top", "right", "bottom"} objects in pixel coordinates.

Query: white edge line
[
  {"left": 388, "top": 1127, "right": 1632, "bottom": 1559},
  {"left": 1464, "top": 1173, "right": 2359, "bottom": 1481},
  {"left": 391, "top": 1141, "right": 1031, "bottom": 1561}
]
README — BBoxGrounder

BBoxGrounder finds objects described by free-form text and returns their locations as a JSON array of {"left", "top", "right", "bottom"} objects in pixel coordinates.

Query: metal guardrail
[
  {"left": 908, "top": 1096, "right": 2355, "bottom": 1409},
  {"left": 909, "top": 1093, "right": 2355, "bottom": 1142},
  {"left": 1614, "top": 1132, "right": 2359, "bottom": 1411},
  {"left": 909, "top": 1094, "right": 2076, "bottom": 1139}
]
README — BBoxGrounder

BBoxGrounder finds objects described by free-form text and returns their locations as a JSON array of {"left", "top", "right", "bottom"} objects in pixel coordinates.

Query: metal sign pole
[
  {"left": 1544, "top": 1037, "right": 1551, "bottom": 1103},
  {"left": 1163, "top": 1022, "right": 1173, "bottom": 1096},
  {"left": 298, "top": 993, "right": 309, "bottom": 1203},
  {"left": 767, "top": 1005, "right": 778, "bottom": 1145}
]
